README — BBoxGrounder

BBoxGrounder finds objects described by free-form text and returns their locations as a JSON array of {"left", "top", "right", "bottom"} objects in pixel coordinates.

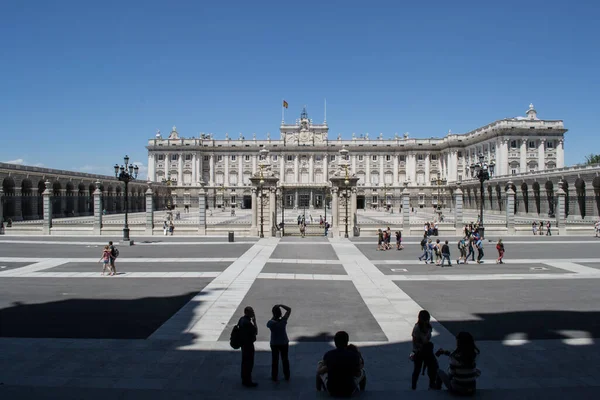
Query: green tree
[{"left": 585, "top": 154, "right": 600, "bottom": 165}]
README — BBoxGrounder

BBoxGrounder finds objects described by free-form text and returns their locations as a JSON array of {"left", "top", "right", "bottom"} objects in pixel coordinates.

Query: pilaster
[
  {"left": 556, "top": 180, "right": 566, "bottom": 235},
  {"left": 454, "top": 182, "right": 463, "bottom": 234},
  {"left": 402, "top": 182, "right": 410, "bottom": 228},
  {"left": 505, "top": 181, "right": 516, "bottom": 235},
  {"left": 145, "top": 184, "right": 154, "bottom": 235},
  {"left": 93, "top": 181, "right": 103, "bottom": 235},
  {"left": 198, "top": 183, "right": 207, "bottom": 235},
  {"left": 42, "top": 181, "right": 52, "bottom": 235}
]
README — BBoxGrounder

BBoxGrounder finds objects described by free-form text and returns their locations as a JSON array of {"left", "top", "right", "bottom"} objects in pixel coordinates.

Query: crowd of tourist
[{"left": 232, "top": 304, "right": 480, "bottom": 397}]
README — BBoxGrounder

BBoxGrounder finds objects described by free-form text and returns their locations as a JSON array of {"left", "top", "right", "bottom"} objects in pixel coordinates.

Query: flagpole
[{"left": 282, "top": 98, "right": 284, "bottom": 123}]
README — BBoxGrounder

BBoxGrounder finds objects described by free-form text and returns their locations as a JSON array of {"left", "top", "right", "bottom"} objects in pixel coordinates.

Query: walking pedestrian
[
  {"left": 377, "top": 229, "right": 384, "bottom": 251},
  {"left": 457, "top": 237, "right": 467, "bottom": 264},
  {"left": 595, "top": 220, "right": 600, "bottom": 238},
  {"left": 475, "top": 237, "right": 484, "bottom": 264},
  {"left": 532, "top": 221, "right": 537, "bottom": 235},
  {"left": 466, "top": 236, "right": 475, "bottom": 262},
  {"left": 538, "top": 221, "right": 544, "bottom": 236},
  {"left": 267, "top": 304, "right": 292, "bottom": 382},
  {"left": 108, "top": 241, "right": 118, "bottom": 275},
  {"left": 99, "top": 245, "right": 112, "bottom": 276},
  {"left": 239, "top": 306, "right": 258, "bottom": 387},
  {"left": 396, "top": 231, "right": 403, "bottom": 250},
  {"left": 496, "top": 239, "right": 505, "bottom": 264},
  {"left": 441, "top": 240, "right": 452, "bottom": 267},
  {"left": 418, "top": 235, "right": 428, "bottom": 261},
  {"left": 163, "top": 221, "right": 168, "bottom": 236},
  {"left": 546, "top": 221, "right": 552, "bottom": 236},
  {"left": 169, "top": 221, "right": 175, "bottom": 236},
  {"left": 434, "top": 239, "right": 442, "bottom": 266}
]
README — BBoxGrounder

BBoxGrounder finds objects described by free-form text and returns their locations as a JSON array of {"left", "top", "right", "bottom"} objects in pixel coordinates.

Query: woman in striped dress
[{"left": 434, "top": 331, "right": 480, "bottom": 395}]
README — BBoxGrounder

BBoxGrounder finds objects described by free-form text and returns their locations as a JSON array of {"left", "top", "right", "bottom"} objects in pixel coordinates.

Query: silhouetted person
[
  {"left": 411, "top": 310, "right": 438, "bottom": 390},
  {"left": 238, "top": 306, "right": 258, "bottom": 387},
  {"left": 267, "top": 304, "right": 292, "bottom": 381},
  {"left": 435, "top": 331, "right": 481, "bottom": 395},
  {"left": 316, "top": 331, "right": 366, "bottom": 397}
]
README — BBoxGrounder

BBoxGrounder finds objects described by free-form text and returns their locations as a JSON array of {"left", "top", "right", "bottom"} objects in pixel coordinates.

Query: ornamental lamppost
[
  {"left": 470, "top": 153, "right": 495, "bottom": 239},
  {"left": 339, "top": 148, "right": 351, "bottom": 238},
  {"left": 114, "top": 155, "right": 139, "bottom": 242},
  {"left": 431, "top": 177, "right": 447, "bottom": 220},
  {"left": 257, "top": 148, "right": 269, "bottom": 238}
]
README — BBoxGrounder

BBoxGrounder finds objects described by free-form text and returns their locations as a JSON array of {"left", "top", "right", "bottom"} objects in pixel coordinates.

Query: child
[
  {"left": 377, "top": 229, "right": 383, "bottom": 250},
  {"left": 435, "top": 332, "right": 481, "bottom": 395},
  {"left": 99, "top": 245, "right": 112, "bottom": 276},
  {"left": 496, "top": 239, "right": 505, "bottom": 264},
  {"left": 396, "top": 231, "right": 403, "bottom": 250},
  {"left": 347, "top": 344, "right": 367, "bottom": 391}
]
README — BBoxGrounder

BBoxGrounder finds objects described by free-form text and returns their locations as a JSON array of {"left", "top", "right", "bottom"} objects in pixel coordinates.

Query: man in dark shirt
[
  {"left": 441, "top": 240, "right": 452, "bottom": 267},
  {"left": 316, "top": 331, "right": 365, "bottom": 397},
  {"left": 238, "top": 306, "right": 258, "bottom": 387}
]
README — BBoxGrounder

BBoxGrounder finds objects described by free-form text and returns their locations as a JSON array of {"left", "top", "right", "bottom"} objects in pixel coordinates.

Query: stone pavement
[{"left": 1, "top": 235, "right": 600, "bottom": 399}]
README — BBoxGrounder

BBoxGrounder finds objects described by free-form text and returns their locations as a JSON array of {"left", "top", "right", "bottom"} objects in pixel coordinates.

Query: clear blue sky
[{"left": 1, "top": 0, "right": 598, "bottom": 177}]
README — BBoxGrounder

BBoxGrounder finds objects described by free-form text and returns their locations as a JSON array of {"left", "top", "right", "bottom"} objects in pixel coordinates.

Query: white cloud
[
  {"left": 3, "top": 158, "right": 24, "bottom": 165},
  {"left": 3, "top": 159, "right": 44, "bottom": 167}
]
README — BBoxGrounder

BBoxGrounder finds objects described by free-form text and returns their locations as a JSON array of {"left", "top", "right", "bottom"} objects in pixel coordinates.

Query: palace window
[
  {"left": 157, "top": 155, "right": 164, "bottom": 161},
  {"left": 272, "top": 155, "right": 278, "bottom": 161},
  {"left": 204, "top": 156, "right": 209, "bottom": 161},
  {"left": 185, "top": 154, "right": 192, "bottom": 161},
  {"left": 529, "top": 141, "right": 536, "bottom": 148},
  {"left": 315, "top": 155, "right": 322, "bottom": 161},
  {"left": 217, "top": 155, "right": 223, "bottom": 162},
  {"left": 245, "top": 155, "right": 250, "bottom": 161},
  {"left": 511, "top": 169, "right": 517, "bottom": 175},
  {"left": 287, "top": 155, "right": 294, "bottom": 161},
  {"left": 330, "top": 155, "right": 336, "bottom": 162},
  {"left": 399, "top": 155, "right": 406, "bottom": 162},
  {"left": 430, "top": 154, "right": 437, "bottom": 161},
  {"left": 457, "top": 151, "right": 462, "bottom": 158},
  {"left": 358, "top": 155, "right": 364, "bottom": 161},
  {"left": 417, "top": 154, "right": 424, "bottom": 161},
  {"left": 510, "top": 140, "right": 517, "bottom": 148},
  {"left": 385, "top": 155, "right": 391, "bottom": 162},
  {"left": 547, "top": 141, "right": 554, "bottom": 149},
  {"left": 231, "top": 155, "right": 236, "bottom": 161},
  {"left": 372, "top": 155, "right": 377, "bottom": 161},
  {"left": 171, "top": 154, "right": 178, "bottom": 161}
]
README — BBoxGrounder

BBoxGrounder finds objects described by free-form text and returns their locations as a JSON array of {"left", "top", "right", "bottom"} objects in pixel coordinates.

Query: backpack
[
  {"left": 230, "top": 324, "right": 242, "bottom": 349},
  {"left": 458, "top": 240, "right": 465, "bottom": 250},
  {"left": 420, "top": 238, "right": 427, "bottom": 248},
  {"left": 112, "top": 247, "right": 119, "bottom": 258}
]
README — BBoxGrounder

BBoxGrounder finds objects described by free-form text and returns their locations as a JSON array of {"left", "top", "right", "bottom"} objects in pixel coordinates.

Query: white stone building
[{"left": 146, "top": 104, "right": 566, "bottom": 210}]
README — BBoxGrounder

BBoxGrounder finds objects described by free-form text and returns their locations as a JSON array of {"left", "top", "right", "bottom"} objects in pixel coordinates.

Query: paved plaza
[{"left": 1, "top": 234, "right": 600, "bottom": 399}]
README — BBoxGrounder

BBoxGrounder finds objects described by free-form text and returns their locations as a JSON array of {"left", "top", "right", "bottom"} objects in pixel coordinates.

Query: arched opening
[
  {"left": 21, "top": 179, "right": 34, "bottom": 219},
  {"left": 563, "top": 180, "right": 570, "bottom": 218},
  {"left": 52, "top": 181, "right": 62, "bottom": 217},
  {"left": 37, "top": 180, "right": 46, "bottom": 219},
  {"left": 575, "top": 178, "right": 586, "bottom": 219},
  {"left": 66, "top": 182, "right": 75, "bottom": 217},
  {"left": 593, "top": 177, "right": 600, "bottom": 218},
  {"left": 487, "top": 185, "right": 493, "bottom": 210},
  {"left": 495, "top": 184, "right": 503, "bottom": 212},
  {"left": 521, "top": 183, "right": 529, "bottom": 214},
  {"left": 545, "top": 181, "right": 555, "bottom": 217},
  {"left": 2, "top": 177, "right": 17, "bottom": 220},
  {"left": 88, "top": 183, "right": 96, "bottom": 214},
  {"left": 532, "top": 182, "right": 541, "bottom": 215},
  {"left": 115, "top": 186, "right": 122, "bottom": 213},
  {"left": 78, "top": 183, "right": 88, "bottom": 217}
]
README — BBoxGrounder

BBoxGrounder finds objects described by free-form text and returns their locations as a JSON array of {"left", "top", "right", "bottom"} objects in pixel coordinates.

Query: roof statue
[
  {"left": 338, "top": 133, "right": 342, "bottom": 140},
  {"left": 301, "top": 105, "right": 308, "bottom": 120},
  {"left": 253, "top": 133, "right": 256, "bottom": 140},
  {"left": 267, "top": 132, "right": 270, "bottom": 140},
  {"left": 225, "top": 132, "right": 229, "bottom": 140},
  {"left": 352, "top": 132, "right": 356, "bottom": 139},
  {"left": 404, "top": 132, "right": 409, "bottom": 139},
  {"left": 155, "top": 129, "right": 161, "bottom": 139},
  {"left": 239, "top": 132, "right": 243, "bottom": 140},
  {"left": 365, "top": 132, "right": 369, "bottom": 140},
  {"left": 379, "top": 132, "right": 383, "bottom": 140},
  {"left": 168, "top": 126, "right": 179, "bottom": 139}
]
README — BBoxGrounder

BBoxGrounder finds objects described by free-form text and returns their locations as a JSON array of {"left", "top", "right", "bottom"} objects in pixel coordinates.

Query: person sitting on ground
[
  {"left": 316, "top": 331, "right": 366, "bottom": 397},
  {"left": 435, "top": 331, "right": 481, "bottom": 395}
]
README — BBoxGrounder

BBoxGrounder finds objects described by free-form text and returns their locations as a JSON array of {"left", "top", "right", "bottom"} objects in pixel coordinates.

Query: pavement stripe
[
  {"left": 0, "top": 257, "right": 238, "bottom": 263},
  {"left": 257, "top": 273, "right": 351, "bottom": 280},
  {"left": 0, "top": 271, "right": 223, "bottom": 278},
  {"left": 267, "top": 258, "right": 343, "bottom": 264},
  {"left": 0, "top": 259, "right": 68, "bottom": 276},
  {"left": 0, "top": 240, "right": 256, "bottom": 246},
  {"left": 329, "top": 238, "right": 454, "bottom": 345},
  {"left": 542, "top": 261, "right": 600, "bottom": 274},
  {"left": 149, "top": 238, "right": 279, "bottom": 341},
  {"left": 387, "top": 273, "right": 600, "bottom": 281},
  {"left": 373, "top": 258, "right": 600, "bottom": 265}
]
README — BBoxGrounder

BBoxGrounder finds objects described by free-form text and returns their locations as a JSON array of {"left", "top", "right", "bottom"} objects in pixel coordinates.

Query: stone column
[
  {"left": 365, "top": 154, "right": 371, "bottom": 186},
  {"left": 402, "top": 183, "right": 410, "bottom": 229},
  {"left": 351, "top": 187, "right": 358, "bottom": 236},
  {"left": 145, "top": 184, "right": 154, "bottom": 235},
  {"left": 0, "top": 188, "right": 4, "bottom": 233},
  {"left": 191, "top": 153, "right": 197, "bottom": 184},
  {"left": 379, "top": 155, "right": 384, "bottom": 186},
  {"left": 332, "top": 187, "right": 339, "bottom": 235},
  {"left": 269, "top": 187, "right": 276, "bottom": 236},
  {"left": 538, "top": 139, "right": 546, "bottom": 171},
  {"left": 556, "top": 138, "right": 565, "bottom": 168},
  {"left": 505, "top": 181, "right": 516, "bottom": 235},
  {"left": 178, "top": 155, "right": 184, "bottom": 184},
  {"left": 238, "top": 155, "right": 243, "bottom": 186},
  {"left": 294, "top": 155, "right": 299, "bottom": 183},
  {"left": 425, "top": 154, "right": 430, "bottom": 183},
  {"left": 148, "top": 153, "right": 156, "bottom": 182},
  {"left": 280, "top": 154, "right": 285, "bottom": 183},
  {"left": 294, "top": 190, "right": 298, "bottom": 209},
  {"left": 93, "top": 181, "right": 103, "bottom": 235},
  {"left": 209, "top": 154, "right": 215, "bottom": 185},
  {"left": 323, "top": 153, "right": 328, "bottom": 182},
  {"left": 198, "top": 185, "right": 207, "bottom": 235},
  {"left": 454, "top": 182, "right": 463, "bottom": 234},
  {"left": 556, "top": 180, "right": 566, "bottom": 235},
  {"left": 42, "top": 181, "right": 52, "bottom": 235},
  {"left": 520, "top": 138, "right": 527, "bottom": 174},
  {"left": 309, "top": 155, "right": 314, "bottom": 183},
  {"left": 393, "top": 155, "right": 399, "bottom": 185},
  {"left": 224, "top": 154, "right": 229, "bottom": 186},
  {"left": 13, "top": 188, "right": 23, "bottom": 221},
  {"left": 250, "top": 187, "right": 258, "bottom": 235},
  {"left": 309, "top": 190, "right": 314, "bottom": 210}
]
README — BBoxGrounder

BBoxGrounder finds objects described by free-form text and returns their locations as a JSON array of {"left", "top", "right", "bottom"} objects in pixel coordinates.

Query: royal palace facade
[{"left": 146, "top": 104, "right": 566, "bottom": 210}]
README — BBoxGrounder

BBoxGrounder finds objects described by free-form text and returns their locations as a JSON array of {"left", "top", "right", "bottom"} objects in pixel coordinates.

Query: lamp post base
[
  {"left": 122, "top": 228, "right": 134, "bottom": 245},
  {"left": 478, "top": 226, "right": 485, "bottom": 240}
]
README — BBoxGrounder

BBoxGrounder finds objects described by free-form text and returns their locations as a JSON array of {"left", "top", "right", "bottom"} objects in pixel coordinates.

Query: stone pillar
[
  {"left": 145, "top": 184, "right": 154, "bottom": 235},
  {"left": 425, "top": 154, "right": 430, "bottom": 183},
  {"left": 332, "top": 187, "right": 339, "bottom": 235},
  {"left": 42, "top": 181, "right": 52, "bottom": 235},
  {"left": 556, "top": 180, "right": 566, "bottom": 235},
  {"left": 93, "top": 181, "right": 103, "bottom": 235},
  {"left": 198, "top": 185, "right": 207, "bottom": 235},
  {"left": 13, "top": 188, "right": 23, "bottom": 221},
  {"left": 209, "top": 154, "right": 215, "bottom": 186},
  {"left": 454, "top": 182, "right": 463, "bottom": 234},
  {"left": 520, "top": 138, "right": 527, "bottom": 174},
  {"left": 269, "top": 187, "right": 276, "bottom": 236},
  {"left": 402, "top": 183, "right": 410, "bottom": 229},
  {"left": 224, "top": 154, "right": 229, "bottom": 186},
  {"left": 294, "top": 190, "right": 298, "bottom": 209},
  {"left": 250, "top": 187, "right": 258, "bottom": 235},
  {"left": 556, "top": 138, "right": 565, "bottom": 168},
  {"left": 351, "top": 187, "right": 358, "bottom": 236},
  {"left": 538, "top": 139, "right": 546, "bottom": 171},
  {"left": 505, "top": 181, "right": 516, "bottom": 235},
  {"left": 365, "top": 154, "right": 371, "bottom": 186},
  {"left": 393, "top": 155, "right": 399, "bottom": 185}
]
